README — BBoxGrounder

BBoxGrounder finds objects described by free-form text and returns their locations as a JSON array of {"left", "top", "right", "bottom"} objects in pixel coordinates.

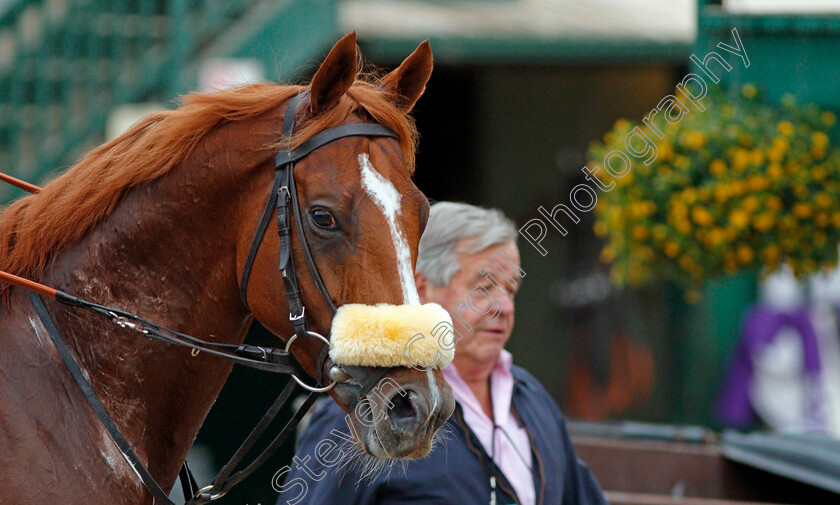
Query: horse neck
[{"left": 37, "top": 122, "right": 278, "bottom": 490}]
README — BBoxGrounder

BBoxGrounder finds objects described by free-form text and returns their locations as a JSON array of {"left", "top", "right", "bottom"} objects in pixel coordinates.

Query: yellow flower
[
  {"left": 615, "top": 170, "right": 634, "bottom": 186},
  {"left": 730, "top": 180, "right": 747, "bottom": 196},
  {"left": 767, "top": 196, "right": 782, "bottom": 211},
  {"left": 741, "top": 83, "right": 758, "bottom": 99},
  {"left": 813, "top": 165, "right": 828, "bottom": 181},
  {"left": 724, "top": 252, "right": 739, "bottom": 272},
  {"left": 658, "top": 142, "right": 674, "bottom": 160},
  {"left": 748, "top": 176, "right": 769, "bottom": 192},
  {"left": 679, "top": 255, "right": 694, "bottom": 270},
  {"left": 593, "top": 221, "right": 607, "bottom": 237},
  {"left": 768, "top": 138, "right": 789, "bottom": 162},
  {"left": 670, "top": 200, "right": 689, "bottom": 219},
  {"left": 708, "top": 227, "right": 727, "bottom": 247},
  {"left": 811, "top": 145, "right": 827, "bottom": 159},
  {"left": 630, "top": 201, "right": 656, "bottom": 218},
  {"left": 631, "top": 225, "right": 649, "bottom": 241},
  {"left": 743, "top": 196, "right": 761, "bottom": 213},
  {"left": 767, "top": 163, "right": 784, "bottom": 179},
  {"left": 637, "top": 247, "right": 655, "bottom": 261},
  {"left": 681, "top": 131, "right": 707, "bottom": 150},
  {"left": 753, "top": 213, "right": 774, "bottom": 232},
  {"left": 812, "top": 131, "right": 830, "bottom": 147},
  {"left": 710, "top": 159, "right": 727, "bottom": 176},
  {"left": 762, "top": 244, "right": 781, "bottom": 265},
  {"left": 817, "top": 212, "right": 829, "bottom": 228},
  {"left": 737, "top": 244, "right": 755, "bottom": 264},
  {"left": 714, "top": 184, "right": 730, "bottom": 203},
  {"left": 614, "top": 119, "right": 632, "bottom": 131},
  {"left": 664, "top": 241, "right": 680, "bottom": 258},
  {"left": 749, "top": 149, "right": 765, "bottom": 166},
  {"left": 691, "top": 206, "right": 714, "bottom": 227},
  {"left": 600, "top": 246, "right": 616, "bottom": 263},
  {"left": 730, "top": 209, "right": 750, "bottom": 229},
  {"left": 732, "top": 149, "right": 750, "bottom": 172},
  {"left": 816, "top": 192, "right": 833, "bottom": 208},
  {"left": 777, "top": 121, "right": 794, "bottom": 136},
  {"left": 793, "top": 202, "right": 813, "bottom": 218}
]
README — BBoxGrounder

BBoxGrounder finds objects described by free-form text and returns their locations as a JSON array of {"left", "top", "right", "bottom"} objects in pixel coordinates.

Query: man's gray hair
[{"left": 416, "top": 202, "right": 517, "bottom": 286}]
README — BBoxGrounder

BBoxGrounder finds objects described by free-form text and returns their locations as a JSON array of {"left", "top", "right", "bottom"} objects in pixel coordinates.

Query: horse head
[{"left": 242, "top": 33, "right": 455, "bottom": 459}]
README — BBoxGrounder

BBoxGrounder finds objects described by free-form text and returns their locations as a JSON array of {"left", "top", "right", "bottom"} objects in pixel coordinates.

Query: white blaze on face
[{"left": 358, "top": 153, "right": 421, "bottom": 306}]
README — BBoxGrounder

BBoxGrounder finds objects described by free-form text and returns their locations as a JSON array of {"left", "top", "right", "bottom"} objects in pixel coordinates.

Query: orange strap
[
  {"left": 0, "top": 270, "right": 57, "bottom": 299},
  {"left": 0, "top": 172, "right": 41, "bottom": 193}
]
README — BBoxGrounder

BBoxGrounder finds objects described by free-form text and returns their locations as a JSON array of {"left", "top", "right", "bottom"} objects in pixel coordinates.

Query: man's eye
[{"left": 312, "top": 208, "right": 338, "bottom": 229}]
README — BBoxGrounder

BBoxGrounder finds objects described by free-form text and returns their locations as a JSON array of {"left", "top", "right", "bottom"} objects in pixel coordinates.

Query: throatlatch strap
[
  {"left": 30, "top": 292, "right": 176, "bottom": 505},
  {"left": 239, "top": 172, "right": 283, "bottom": 308},
  {"left": 238, "top": 92, "right": 305, "bottom": 308}
]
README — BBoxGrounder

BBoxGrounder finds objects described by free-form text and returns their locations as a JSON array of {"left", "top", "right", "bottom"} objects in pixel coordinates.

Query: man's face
[{"left": 419, "top": 240, "right": 520, "bottom": 367}]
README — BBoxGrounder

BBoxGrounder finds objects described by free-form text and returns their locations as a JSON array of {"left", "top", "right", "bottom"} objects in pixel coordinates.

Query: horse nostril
[{"left": 387, "top": 390, "right": 420, "bottom": 434}]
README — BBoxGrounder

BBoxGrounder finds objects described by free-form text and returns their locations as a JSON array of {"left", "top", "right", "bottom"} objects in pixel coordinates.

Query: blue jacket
[{"left": 276, "top": 365, "right": 608, "bottom": 505}]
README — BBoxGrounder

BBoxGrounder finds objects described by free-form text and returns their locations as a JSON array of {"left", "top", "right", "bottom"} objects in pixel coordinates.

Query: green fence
[{"left": 0, "top": 0, "right": 338, "bottom": 203}]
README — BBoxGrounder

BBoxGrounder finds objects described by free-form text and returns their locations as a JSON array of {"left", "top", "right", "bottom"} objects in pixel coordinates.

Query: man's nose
[{"left": 499, "top": 290, "right": 515, "bottom": 316}]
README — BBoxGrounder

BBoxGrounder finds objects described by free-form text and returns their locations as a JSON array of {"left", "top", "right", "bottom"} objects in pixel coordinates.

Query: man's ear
[{"left": 414, "top": 271, "right": 430, "bottom": 304}]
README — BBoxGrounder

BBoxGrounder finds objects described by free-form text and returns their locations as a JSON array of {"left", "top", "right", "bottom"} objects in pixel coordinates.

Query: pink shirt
[{"left": 443, "top": 350, "right": 535, "bottom": 505}]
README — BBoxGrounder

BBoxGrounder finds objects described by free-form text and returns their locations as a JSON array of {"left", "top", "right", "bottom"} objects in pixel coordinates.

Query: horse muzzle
[{"left": 326, "top": 302, "right": 456, "bottom": 458}]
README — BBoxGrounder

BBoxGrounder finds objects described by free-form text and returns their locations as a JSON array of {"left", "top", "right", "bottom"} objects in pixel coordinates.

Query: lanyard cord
[
  {"left": 490, "top": 374, "right": 498, "bottom": 505},
  {"left": 487, "top": 374, "right": 534, "bottom": 505}
]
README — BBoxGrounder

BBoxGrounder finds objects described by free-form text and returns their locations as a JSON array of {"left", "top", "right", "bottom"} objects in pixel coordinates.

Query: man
[{"left": 276, "top": 202, "right": 607, "bottom": 504}]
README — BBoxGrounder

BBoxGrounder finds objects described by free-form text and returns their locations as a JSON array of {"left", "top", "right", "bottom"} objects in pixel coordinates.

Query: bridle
[
  {"left": 239, "top": 91, "right": 397, "bottom": 395},
  {"left": 1, "top": 92, "right": 402, "bottom": 504}
]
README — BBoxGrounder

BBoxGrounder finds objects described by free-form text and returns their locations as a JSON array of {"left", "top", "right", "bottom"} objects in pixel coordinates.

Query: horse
[{"left": 0, "top": 32, "right": 455, "bottom": 504}]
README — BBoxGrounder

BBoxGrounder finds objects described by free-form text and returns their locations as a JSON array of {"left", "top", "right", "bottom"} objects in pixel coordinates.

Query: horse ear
[
  {"left": 381, "top": 40, "right": 433, "bottom": 112},
  {"left": 310, "top": 32, "right": 358, "bottom": 115}
]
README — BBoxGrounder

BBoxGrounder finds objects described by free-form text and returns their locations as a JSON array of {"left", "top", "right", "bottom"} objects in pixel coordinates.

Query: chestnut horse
[{"left": 0, "top": 33, "right": 454, "bottom": 503}]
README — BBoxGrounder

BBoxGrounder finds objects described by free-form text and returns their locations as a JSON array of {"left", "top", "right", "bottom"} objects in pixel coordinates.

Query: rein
[{"left": 0, "top": 92, "right": 400, "bottom": 504}]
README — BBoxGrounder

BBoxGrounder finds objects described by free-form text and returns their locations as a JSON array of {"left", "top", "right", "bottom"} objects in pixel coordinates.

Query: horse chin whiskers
[{"left": 335, "top": 435, "right": 399, "bottom": 485}]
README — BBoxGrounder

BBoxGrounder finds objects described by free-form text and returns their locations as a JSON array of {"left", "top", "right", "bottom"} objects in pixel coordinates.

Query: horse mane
[{"left": 0, "top": 71, "right": 419, "bottom": 296}]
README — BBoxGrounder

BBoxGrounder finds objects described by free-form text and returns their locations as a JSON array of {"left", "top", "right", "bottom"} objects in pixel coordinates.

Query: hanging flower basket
[{"left": 590, "top": 85, "right": 840, "bottom": 288}]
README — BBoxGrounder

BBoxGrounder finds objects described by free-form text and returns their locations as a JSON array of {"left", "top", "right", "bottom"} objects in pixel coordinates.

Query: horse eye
[{"left": 311, "top": 208, "right": 338, "bottom": 230}]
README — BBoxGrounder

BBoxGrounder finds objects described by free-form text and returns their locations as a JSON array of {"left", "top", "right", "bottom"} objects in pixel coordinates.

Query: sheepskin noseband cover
[{"left": 329, "top": 303, "right": 455, "bottom": 368}]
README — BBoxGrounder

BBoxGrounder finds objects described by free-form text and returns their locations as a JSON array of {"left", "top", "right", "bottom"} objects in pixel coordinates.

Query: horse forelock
[{"left": 0, "top": 72, "right": 419, "bottom": 299}]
